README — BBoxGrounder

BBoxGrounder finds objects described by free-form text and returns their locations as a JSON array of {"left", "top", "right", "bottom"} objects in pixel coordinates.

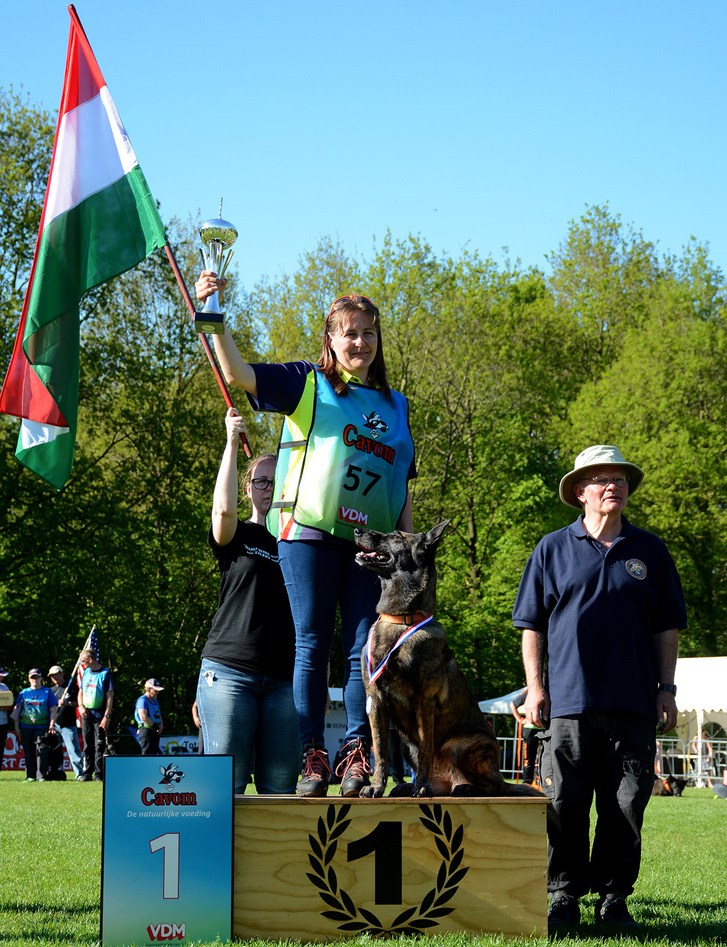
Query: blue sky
[{"left": 5, "top": 1, "right": 726, "bottom": 291}]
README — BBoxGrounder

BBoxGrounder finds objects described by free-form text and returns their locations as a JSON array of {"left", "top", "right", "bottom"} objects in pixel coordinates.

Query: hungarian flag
[{"left": 0, "top": 5, "right": 167, "bottom": 490}]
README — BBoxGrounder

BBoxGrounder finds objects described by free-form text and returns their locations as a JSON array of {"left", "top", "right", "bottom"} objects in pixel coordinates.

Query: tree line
[{"left": 1, "top": 88, "right": 725, "bottom": 733}]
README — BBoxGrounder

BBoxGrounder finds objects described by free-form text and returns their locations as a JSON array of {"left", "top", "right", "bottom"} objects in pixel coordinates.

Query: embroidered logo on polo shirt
[{"left": 626, "top": 559, "right": 647, "bottom": 580}]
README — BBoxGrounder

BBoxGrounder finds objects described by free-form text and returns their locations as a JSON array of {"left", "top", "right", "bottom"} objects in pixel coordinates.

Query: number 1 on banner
[{"left": 150, "top": 833, "right": 180, "bottom": 899}]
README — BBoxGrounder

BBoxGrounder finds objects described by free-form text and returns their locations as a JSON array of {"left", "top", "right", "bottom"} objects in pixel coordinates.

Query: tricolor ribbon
[{"left": 366, "top": 614, "right": 434, "bottom": 685}]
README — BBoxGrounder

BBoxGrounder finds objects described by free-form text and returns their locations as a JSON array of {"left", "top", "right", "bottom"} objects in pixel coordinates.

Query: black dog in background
[
  {"left": 36, "top": 731, "right": 66, "bottom": 781},
  {"left": 652, "top": 775, "right": 687, "bottom": 796}
]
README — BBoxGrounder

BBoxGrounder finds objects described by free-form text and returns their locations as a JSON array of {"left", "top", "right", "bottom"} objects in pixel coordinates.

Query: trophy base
[{"left": 194, "top": 311, "right": 225, "bottom": 335}]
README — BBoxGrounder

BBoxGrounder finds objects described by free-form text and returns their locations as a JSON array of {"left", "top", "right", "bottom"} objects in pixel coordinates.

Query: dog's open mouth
[{"left": 355, "top": 546, "right": 391, "bottom": 567}]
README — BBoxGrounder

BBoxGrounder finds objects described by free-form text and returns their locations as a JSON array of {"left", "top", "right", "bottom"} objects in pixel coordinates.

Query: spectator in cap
[
  {"left": 0, "top": 667, "right": 12, "bottom": 774},
  {"left": 513, "top": 445, "right": 686, "bottom": 932},
  {"left": 48, "top": 666, "right": 83, "bottom": 779},
  {"left": 14, "top": 669, "right": 58, "bottom": 782},
  {"left": 135, "top": 679, "right": 164, "bottom": 756}
]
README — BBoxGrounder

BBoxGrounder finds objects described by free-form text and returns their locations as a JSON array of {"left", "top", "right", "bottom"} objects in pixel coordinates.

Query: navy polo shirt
[{"left": 512, "top": 516, "right": 687, "bottom": 720}]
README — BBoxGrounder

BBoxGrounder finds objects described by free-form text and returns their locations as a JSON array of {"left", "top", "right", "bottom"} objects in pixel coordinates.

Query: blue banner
[{"left": 101, "top": 755, "right": 233, "bottom": 945}]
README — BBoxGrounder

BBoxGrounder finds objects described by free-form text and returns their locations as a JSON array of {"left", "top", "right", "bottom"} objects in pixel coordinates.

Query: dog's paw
[
  {"left": 451, "top": 783, "right": 476, "bottom": 797},
  {"left": 388, "top": 782, "right": 414, "bottom": 797},
  {"left": 411, "top": 783, "right": 433, "bottom": 798},
  {"left": 359, "top": 784, "right": 384, "bottom": 799}
]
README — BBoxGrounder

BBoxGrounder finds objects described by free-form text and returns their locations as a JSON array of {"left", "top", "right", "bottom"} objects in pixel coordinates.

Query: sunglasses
[{"left": 328, "top": 294, "right": 377, "bottom": 318}]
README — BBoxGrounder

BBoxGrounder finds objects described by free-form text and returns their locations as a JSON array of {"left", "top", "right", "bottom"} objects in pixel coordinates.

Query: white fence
[{"left": 497, "top": 734, "right": 727, "bottom": 787}]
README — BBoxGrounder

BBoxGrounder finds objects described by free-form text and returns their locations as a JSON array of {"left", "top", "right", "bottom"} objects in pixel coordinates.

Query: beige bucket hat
[{"left": 559, "top": 445, "right": 644, "bottom": 510}]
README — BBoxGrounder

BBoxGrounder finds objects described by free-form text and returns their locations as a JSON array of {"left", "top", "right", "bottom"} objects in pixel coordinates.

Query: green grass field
[{"left": 0, "top": 772, "right": 724, "bottom": 946}]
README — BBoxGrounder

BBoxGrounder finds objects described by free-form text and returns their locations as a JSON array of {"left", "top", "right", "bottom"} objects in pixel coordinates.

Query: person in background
[
  {"left": 78, "top": 648, "right": 114, "bottom": 782},
  {"left": 713, "top": 770, "right": 727, "bottom": 800},
  {"left": 510, "top": 688, "right": 542, "bottom": 785},
  {"left": 14, "top": 669, "right": 58, "bottom": 782},
  {"left": 135, "top": 679, "right": 165, "bottom": 756},
  {"left": 195, "top": 275, "right": 416, "bottom": 798},
  {"left": 690, "top": 729, "right": 713, "bottom": 785},
  {"left": 0, "top": 667, "right": 12, "bottom": 774},
  {"left": 513, "top": 445, "right": 686, "bottom": 933},
  {"left": 48, "top": 665, "right": 83, "bottom": 779},
  {"left": 196, "top": 409, "right": 299, "bottom": 794}
]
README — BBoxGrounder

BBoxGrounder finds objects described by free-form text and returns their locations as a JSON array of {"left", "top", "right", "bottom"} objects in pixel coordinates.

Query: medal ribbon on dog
[{"left": 366, "top": 614, "right": 434, "bottom": 685}]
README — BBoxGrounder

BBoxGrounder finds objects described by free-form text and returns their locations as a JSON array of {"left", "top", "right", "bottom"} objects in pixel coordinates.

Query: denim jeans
[
  {"left": 58, "top": 725, "right": 83, "bottom": 777},
  {"left": 278, "top": 539, "right": 380, "bottom": 748},
  {"left": 196, "top": 659, "right": 300, "bottom": 794}
]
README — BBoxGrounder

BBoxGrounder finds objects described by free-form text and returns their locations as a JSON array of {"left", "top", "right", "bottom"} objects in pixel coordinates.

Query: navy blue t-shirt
[{"left": 512, "top": 516, "right": 687, "bottom": 720}]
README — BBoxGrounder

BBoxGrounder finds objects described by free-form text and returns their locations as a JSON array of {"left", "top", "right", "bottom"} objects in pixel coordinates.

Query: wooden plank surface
[{"left": 233, "top": 796, "right": 547, "bottom": 941}]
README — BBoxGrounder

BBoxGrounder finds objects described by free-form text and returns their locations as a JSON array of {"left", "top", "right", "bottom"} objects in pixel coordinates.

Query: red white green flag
[{"left": 0, "top": 5, "right": 167, "bottom": 491}]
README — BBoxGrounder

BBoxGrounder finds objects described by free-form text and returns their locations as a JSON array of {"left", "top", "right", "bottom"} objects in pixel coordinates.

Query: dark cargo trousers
[{"left": 539, "top": 711, "right": 656, "bottom": 899}]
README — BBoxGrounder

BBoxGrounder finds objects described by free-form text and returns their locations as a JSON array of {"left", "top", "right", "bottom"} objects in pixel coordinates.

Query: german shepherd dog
[{"left": 355, "top": 521, "right": 541, "bottom": 799}]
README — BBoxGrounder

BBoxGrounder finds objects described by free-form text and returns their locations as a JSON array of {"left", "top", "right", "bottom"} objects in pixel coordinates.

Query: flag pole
[
  {"left": 58, "top": 624, "right": 97, "bottom": 702},
  {"left": 164, "top": 244, "right": 252, "bottom": 458}
]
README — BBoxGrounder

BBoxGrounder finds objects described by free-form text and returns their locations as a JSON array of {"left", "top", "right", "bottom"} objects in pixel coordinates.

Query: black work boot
[
  {"left": 336, "top": 737, "right": 372, "bottom": 797},
  {"left": 296, "top": 744, "right": 331, "bottom": 797}
]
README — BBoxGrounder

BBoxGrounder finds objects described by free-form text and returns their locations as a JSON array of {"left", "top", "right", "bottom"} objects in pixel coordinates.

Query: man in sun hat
[
  {"left": 134, "top": 679, "right": 165, "bottom": 756},
  {"left": 513, "top": 445, "right": 687, "bottom": 933}
]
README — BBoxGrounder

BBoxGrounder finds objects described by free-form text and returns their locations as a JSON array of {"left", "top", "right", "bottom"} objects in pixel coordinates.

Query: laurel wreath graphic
[{"left": 305, "top": 802, "right": 469, "bottom": 934}]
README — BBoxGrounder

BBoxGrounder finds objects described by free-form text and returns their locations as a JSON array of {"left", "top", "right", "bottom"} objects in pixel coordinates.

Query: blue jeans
[
  {"left": 278, "top": 539, "right": 380, "bottom": 748},
  {"left": 196, "top": 659, "right": 300, "bottom": 794},
  {"left": 58, "top": 725, "right": 83, "bottom": 777}
]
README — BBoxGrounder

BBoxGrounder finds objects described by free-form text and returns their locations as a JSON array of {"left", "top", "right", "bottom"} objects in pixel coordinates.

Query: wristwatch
[{"left": 658, "top": 683, "right": 677, "bottom": 695}]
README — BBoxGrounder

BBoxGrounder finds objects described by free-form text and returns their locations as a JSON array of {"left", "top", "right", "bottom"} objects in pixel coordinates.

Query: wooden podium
[{"left": 234, "top": 795, "right": 547, "bottom": 940}]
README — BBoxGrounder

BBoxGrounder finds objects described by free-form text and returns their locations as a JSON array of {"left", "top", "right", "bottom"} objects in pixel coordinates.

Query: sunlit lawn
[{"left": 0, "top": 771, "right": 724, "bottom": 946}]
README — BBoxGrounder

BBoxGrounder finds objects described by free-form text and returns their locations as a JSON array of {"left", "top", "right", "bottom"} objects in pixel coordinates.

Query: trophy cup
[{"left": 195, "top": 201, "right": 238, "bottom": 335}]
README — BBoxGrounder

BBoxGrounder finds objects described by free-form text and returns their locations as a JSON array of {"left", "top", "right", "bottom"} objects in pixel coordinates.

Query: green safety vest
[{"left": 268, "top": 368, "right": 415, "bottom": 542}]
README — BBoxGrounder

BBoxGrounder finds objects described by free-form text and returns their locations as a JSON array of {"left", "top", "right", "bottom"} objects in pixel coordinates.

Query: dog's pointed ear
[{"left": 424, "top": 520, "right": 451, "bottom": 549}]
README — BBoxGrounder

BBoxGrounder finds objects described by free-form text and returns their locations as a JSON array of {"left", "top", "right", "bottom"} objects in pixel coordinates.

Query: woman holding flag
[{"left": 196, "top": 274, "right": 416, "bottom": 797}]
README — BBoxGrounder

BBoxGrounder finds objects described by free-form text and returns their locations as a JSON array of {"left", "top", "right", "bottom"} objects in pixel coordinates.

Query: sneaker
[
  {"left": 336, "top": 738, "right": 373, "bottom": 797},
  {"left": 548, "top": 894, "right": 580, "bottom": 932},
  {"left": 297, "top": 745, "right": 331, "bottom": 797},
  {"left": 23, "top": 777, "right": 36, "bottom": 783},
  {"left": 595, "top": 894, "right": 640, "bottom": 930},
  {"left": 36, "top": 776, "right": 46, "bottom": 782}
]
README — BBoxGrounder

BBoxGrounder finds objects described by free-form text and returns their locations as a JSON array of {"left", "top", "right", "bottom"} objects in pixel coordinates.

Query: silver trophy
[{"left": 195, "top": 201, "right": 238, "bottom": 334}]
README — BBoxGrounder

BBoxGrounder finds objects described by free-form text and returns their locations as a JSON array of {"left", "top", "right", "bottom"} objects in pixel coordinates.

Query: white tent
[
  {"left": 674, "top": 657, "right": 727, "bottom": 781},
  {"left": 675, "top": 656, "right": 727, "bottom": 736},
  {"left": 478, "top": 687, "right": 526, "bottom": 715},
  {"left": 675, "top": 656, "right": 727, "bottom": 714}
]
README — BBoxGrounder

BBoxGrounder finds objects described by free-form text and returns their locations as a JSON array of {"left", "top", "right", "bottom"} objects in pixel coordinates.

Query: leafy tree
[{"left": 557, "top": 242, "right": 727, "bottom": 656}]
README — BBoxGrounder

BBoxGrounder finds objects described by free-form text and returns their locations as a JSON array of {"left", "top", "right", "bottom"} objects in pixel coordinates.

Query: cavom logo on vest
[
  {"left": 343, "top": 423, "right": 396, "bottom": 465},
  {"left": 626, "top": 559, "right": 647, "bottom": 580}
]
